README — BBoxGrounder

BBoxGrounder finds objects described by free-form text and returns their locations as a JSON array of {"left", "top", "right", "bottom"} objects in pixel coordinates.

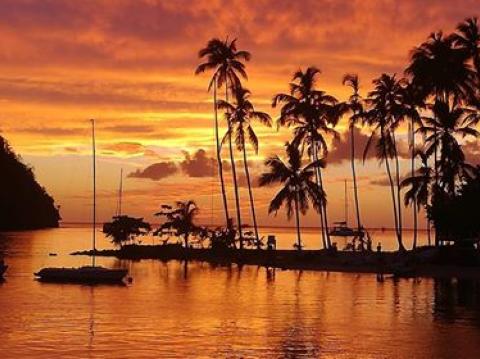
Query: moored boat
[
  {"left": 35, "top": 266, "right": 127, "bottom": 283},
  {"left": 34, "top": 119, "right": 129, "bottom": 284}
]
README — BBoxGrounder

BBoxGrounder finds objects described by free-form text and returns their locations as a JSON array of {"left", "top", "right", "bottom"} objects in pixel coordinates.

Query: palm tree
[
  {"left": 195, "top": 38, "right": 251, "bottom": 246},
  {"left": 342, "top": 73, "right": 364, "bottom": 234},
  {"left": 155, "top": 201, "right": 202, "bottom": 248},
  {"left": 401, "top": 150, "right": 433, "bottom": 248},
  {"left": 273, "top": 67, "right": 340, "bottom": 249},
  {"left": 406, "top": 31, "right": 476, "bottom": 186},
  {"left": 259, "top": 142, "right": 325, "bottom": 249},
  {"left": 399, "top": 83, "right": 425, "bottom": 249},
  {"left": 364, "top": 74, "right": 406, "bottom": 251},
  {"left": 419, "top": 100, "right": 479, "bottom": 193},
  {"left": 217, "top": 86, "right": 272, "bottom": 244},
  {"left": 453, "top": 17, "right": 480, "bottom": 80}
]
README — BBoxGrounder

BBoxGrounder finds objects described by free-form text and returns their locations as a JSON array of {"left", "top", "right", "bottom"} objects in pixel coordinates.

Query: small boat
[
  {"left": 35, "top": 266, "right": 127, "bottom": 283},
  {"left": 329, "top": 221, "right": 363, "bottom": 237},
  {"left": 329, "top": 180, "right": 363, "bottom": 237},
  {"left": 34, "top": 120, "right": 128, "bottom": 284}
]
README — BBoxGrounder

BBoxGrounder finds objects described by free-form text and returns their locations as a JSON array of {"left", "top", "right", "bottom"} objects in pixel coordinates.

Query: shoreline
[{"left": 71, "top": 244, "right": 480, "bottom": 279}]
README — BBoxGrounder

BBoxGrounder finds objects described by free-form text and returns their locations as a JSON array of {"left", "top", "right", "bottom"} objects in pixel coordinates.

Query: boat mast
[
  {"left": 91, "top": 119, "right": 96, "bottom": 267},
  {"left": 344, "top": 179, "right": 348, "bottom": 226},
  {"left": 117, "top": 168, "right": 123, "bottom": 216}
]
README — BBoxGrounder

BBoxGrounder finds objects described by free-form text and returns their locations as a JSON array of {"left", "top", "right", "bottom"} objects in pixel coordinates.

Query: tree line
[
  {"left": 193, "top": 16, "right": 480, "bottom": 252},
  {"left": 105, "top": 16, "right": 480, "bottom": 252}
]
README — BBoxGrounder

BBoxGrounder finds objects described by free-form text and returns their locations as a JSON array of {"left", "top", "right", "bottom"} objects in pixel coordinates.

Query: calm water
[{"left": 1, "top": 226, "right": 480, "bottom": 358}]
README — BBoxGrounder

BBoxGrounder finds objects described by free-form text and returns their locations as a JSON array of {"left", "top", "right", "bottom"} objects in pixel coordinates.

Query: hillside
[{"left": 0, "top": 136, "right": 60, "bottom": 230}]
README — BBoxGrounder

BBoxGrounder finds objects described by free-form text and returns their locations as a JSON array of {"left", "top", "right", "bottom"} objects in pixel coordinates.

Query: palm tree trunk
[
  {"left": 213, "top": 80, "right": 230, "bottom": 228},
  {"left": 391, "top": 131, "right": 404, "bottom": 250},
  {"left": 312, "top": 143, "right": 327, "bottom": 249},
  {"left": 427, "top": 214, "right": 431, "bottom": 246},
  {"left": 382, "top": 130, "right": 404, "bottom": 251},
  {"left": 350, "top": 123, "right": 362, "bottom": 232},
  {"left": 411, "top": 121, "right": 418, "bottom": 249},
  {"left": 294, "top": 191, "right": 302, "bottom": 250},
  {"left": 242, "top": 141, "right": 259, "bottom": 243},
  {"left": 225, "top": 83, "right": 243, "bottom": 247},
  {"left": 318, "top": 168, "right": 332, "bottom": 248}
]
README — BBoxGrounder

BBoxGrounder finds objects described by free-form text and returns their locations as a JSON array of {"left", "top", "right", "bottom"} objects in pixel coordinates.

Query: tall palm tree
[
  {"left": 406, "top": 31, "right": 476, "bottom": 186},
  {"left": 342, "top": 73, "right": 364, "bottom": 234},
  {"left": 273, "top": 67, "right": 340, "bottom": 249},
  {"left": 259, "top": 142, "right": 325, "bottom": 249},
  {"left": 155, "top": 201, "right": 201, "bottom": 248},
  {"left": 217, "top": 86, "right": 272, "bottom": 244},
  {"left": 195, "top": 38, "right": 251, "bottom": 246},
  {"left": 399, "top": 83, "right": 424, "bottom": 248},
  {"left": 364, "top": 74, "right": 406, "bottom": 251}
]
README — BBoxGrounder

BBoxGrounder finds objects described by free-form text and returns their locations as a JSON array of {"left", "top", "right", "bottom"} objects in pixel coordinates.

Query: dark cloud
[
  {"left": 328, "top": 127, "right": 412, "bottom": 164},
  {"left": 328, "top": 127, "right": 374, "bottom": 164},
  {"left": 128, "top": 161, "right": 177, "bottom": 181},
  {"left": 180, "top": 149, "right": 215, "bottom": 177}
]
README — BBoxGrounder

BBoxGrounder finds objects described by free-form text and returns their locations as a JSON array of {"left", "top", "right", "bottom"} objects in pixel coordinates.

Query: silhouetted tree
[
  {"left": 196, "top": 38, "right": 251, "bottom": 247},
  {"left": 155, "top": 201, "right": 203, "bottom": 248},
  {"left": 102, "top": 215, "right": 151, "bottom": 247},
  {"left": 419, "top": 100, "right": 479, "bottom": 193},
  {"left": 259, "top": 142, "right": 325, "bottom": 249},
  {"left": 342, "top": 73, "right": 364, "bottom": 235},
  {"left": 364, "top": 74, "right": 406, "bottom": 251},
  {"left": 218, "top": 86, "right": 272, "bottom": 244},
  {"left": 401, "top": 150, "right": 433, "bottom": 247},
  {"left": 453, "top": 17, "right": 480, "bottom": 82},
  {"left": 273, "top": 67, "right": 340, "bottom": 249}
]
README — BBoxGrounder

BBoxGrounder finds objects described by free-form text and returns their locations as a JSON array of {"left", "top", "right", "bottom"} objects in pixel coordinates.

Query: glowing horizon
[{"left": 1, "top": 0, "right": 479, "bottom": 229}]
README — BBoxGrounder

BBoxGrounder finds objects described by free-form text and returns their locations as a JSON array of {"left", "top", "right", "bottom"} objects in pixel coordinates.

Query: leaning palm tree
[
  {"left": 195, "top": 38, "right": 251, "bottom": 247},
  {"left": 259, "top": 142, "right": 325, "bottom": 249},
  {"left": 217, "top": 86, "right": 272, "bottom": 244},
  {"left": 364, "top": 74, "right": 406, "bottom": 251},
  {"left": 342, "top": 73, "right": 364, "bottom": 235},
  {"left": 273, "top": 67, "right": 340, "bottom": 249}
]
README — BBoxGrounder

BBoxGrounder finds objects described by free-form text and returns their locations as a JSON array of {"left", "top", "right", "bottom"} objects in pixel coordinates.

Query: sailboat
[
  {"left": 34, "top": 119, "right": 128, "bottom": 283},
  {"left": 329, "top": 180, "right": 363, "bottom": 237}
]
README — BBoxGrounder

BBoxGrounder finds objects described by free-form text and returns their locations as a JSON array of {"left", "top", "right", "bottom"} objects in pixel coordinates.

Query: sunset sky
[{"left": 1, "top": 0, "right": 479, "bottom": 228}]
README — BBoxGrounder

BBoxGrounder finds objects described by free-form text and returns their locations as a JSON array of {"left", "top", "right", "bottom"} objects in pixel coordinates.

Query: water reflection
[
  {"left": 1, "top": 228, "right": 480, "bottom": 358},
  {"left": 433, "top": 278, "right": 480, "bottom": 327}
]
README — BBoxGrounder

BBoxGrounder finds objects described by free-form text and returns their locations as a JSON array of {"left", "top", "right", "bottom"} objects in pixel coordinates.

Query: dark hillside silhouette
[{"left": 0, "top": 136, "right": 60, "bottom": 230}]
